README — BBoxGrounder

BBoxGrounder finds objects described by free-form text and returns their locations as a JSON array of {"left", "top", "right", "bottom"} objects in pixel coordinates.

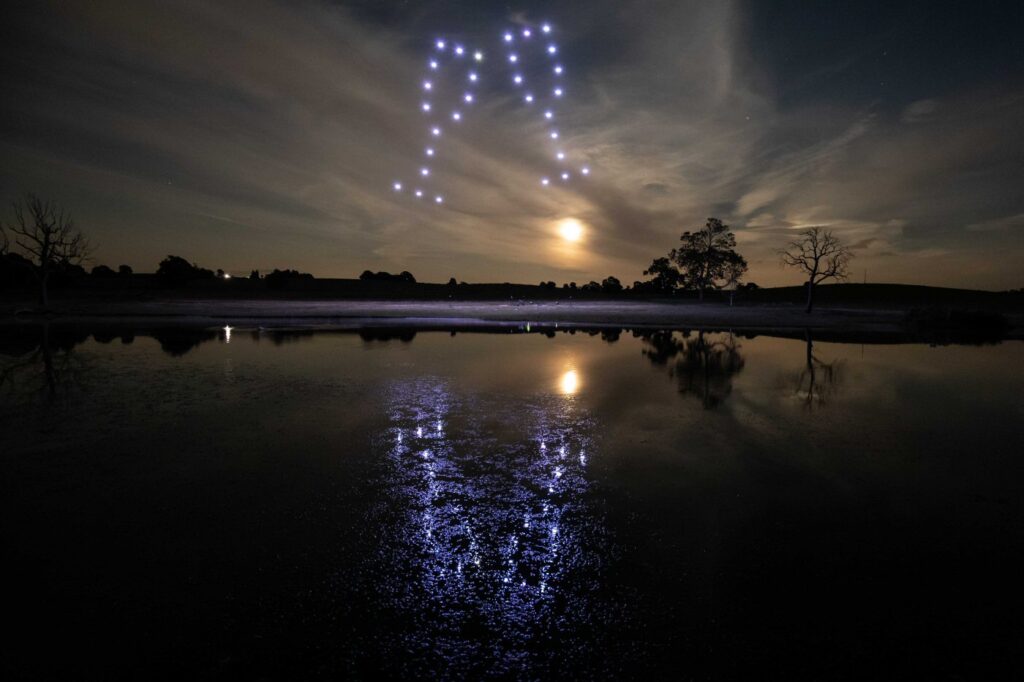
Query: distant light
[
  {"left": 561, "top": 171, "right": 570, "bottom": 180},
  {"left": 554, "top": 65, "right": 563, "bottom": 75},
  {"left": 224, "top": 325, "right": 232, "bottom": 342},
  {"left": 425, "top": 147, "right": 434, "bottom": 156},
  {"left": 523, "top": 28, "right": 532, "bottom": 38},
  {"left": 544, "top": 110, "right": 553, "bottom": 119},
  {"left": 432, "top": 126, "right": 441, "bottom": 136},
  {"left": 436, "top": 40, "right": 446, "bottom": 50},
  {"left": 393, "top": 181, "right": 402, "bottom": 191},
  {"left": 556, "top": 151, "right": 565, "bottom": 160},
  {"left": 421, "top": 167, "right": 430, "bottom": 176},
  {"left": 550, "top": 131, "right": 558, "bottom": 139},
  {"left": 421, "top": 102, "right": 431, "bottom": 112},
  {"left": 581, "top": 166, "right": 590, "bottom": 175},
  {"left": 554, "top": 87, "right": 563, "bottom": 97},
  {"left": 223, "top": 273, "right": 231, "bottom": 280},
  {"left": 429, "top": 60, "right": 438, "bottom": 70},
  {"left": 509, "top": 53, "right": 518, "bottom": 63},
  {"left": 547, "top": 44, "right": 557, "bottom": 54},
  {"left": 542, "top": 23, "right": 552, "bottom": 33},
  {"left": 464, "top": 93, "right": 473, "bottom": 103},
  {"left": 524, "top": 93, "right": 534, "bottom": 103},
  {"left": 474, "top": 50, "right": 483, "bottom": 61},
  {"left": 455, "top": 45, "right": 464, "bottom": 56},
  {"left": 513, "top": 74, "right": 522, "bottom": 84},
  {"left": 468, "top": 71, "right": 478, "bottom": 82},
  {"left": 452, "top": 111, "right": 461, "bottom": 121},
  {"left": 415, "top": 189, "right": 423, "bottom": 197},
  {"left": 541, "top": 177, "right": 550, "bottom": 186},
  {"left": 504, "top": 32, "right": 513, "bottom": 42},
  {"left": 435, "top": 195, "right": 443, "bottom": 203},
  {"left": 423, "top": 80, "right": 432, "bottom": 90}
]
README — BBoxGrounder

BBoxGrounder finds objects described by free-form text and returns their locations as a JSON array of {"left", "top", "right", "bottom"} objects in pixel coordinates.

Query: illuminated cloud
[{"left": 0, "top": 0, "right": 1020, "bottom": 288}]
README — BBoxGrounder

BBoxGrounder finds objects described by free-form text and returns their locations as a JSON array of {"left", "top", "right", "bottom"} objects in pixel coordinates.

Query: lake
[{"left": 2, "top": 324, "right": 1022, "bottom": 679}]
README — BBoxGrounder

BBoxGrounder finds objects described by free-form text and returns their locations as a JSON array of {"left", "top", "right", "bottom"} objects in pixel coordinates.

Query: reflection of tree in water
[
  {"left": 0, "top": 324, "right": 89, "bottom": 401},
  {"left": 640, "top": 330, "right": 745, "bottom": 409},
  {"left": 366, "top": 378, "right": 624, "bottom": 677},
  {"left": 793, "top": 330, "right": 844, "bottom": 410}
]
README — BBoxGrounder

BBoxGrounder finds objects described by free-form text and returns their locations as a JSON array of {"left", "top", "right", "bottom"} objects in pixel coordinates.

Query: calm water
[{"left": 2, "top": 324, "right": 1022, "bottom": 679}]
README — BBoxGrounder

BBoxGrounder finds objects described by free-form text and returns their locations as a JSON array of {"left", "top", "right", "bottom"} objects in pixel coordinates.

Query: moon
[{"left": 557, "top": 218, "right": 584, "bottom": 242}]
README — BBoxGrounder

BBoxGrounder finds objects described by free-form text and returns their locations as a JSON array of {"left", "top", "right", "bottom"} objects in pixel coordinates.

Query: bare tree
[
  {"left": 779, "top": 226, "right": 852, "bottom": 313},
  {"left": 3, "top": 194, "right": 93, "bottom": 308}
]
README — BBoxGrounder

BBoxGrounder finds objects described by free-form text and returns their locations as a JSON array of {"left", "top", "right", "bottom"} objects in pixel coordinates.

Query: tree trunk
[
  {"left": 698, "top": 285, "right": 704, "bottom": 301},
  {"left": 805, "top": 280, "right": 814, "bottom": 313},
  {"left": 39, "top": 271, "right": 49, "bottom": 309}
]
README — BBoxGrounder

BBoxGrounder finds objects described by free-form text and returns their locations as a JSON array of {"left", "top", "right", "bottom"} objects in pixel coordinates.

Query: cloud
[
  {"left": 0, "top": 0, "right": 1022, "bottom": 290},
  {"left": 901, "top": 99, "right": 938, "bottom": 123},
  {"left": 965, "top": 213, "right": 1024, "bottom": 232}
]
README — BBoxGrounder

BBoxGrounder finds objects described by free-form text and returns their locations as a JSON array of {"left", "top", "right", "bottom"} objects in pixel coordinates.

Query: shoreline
[{"left": 2, "top": 298, "right": 1021, "bottom": 342}]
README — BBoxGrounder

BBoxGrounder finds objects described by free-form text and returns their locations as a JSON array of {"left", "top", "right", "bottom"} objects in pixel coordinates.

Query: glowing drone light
[{"left": 394, "top": 22, "right": 590, "bottom": 206}]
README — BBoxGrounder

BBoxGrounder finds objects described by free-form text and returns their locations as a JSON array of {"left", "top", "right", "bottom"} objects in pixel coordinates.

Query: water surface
[{"left": 3, "top": 325, "right": 1022, "bottom": 679}]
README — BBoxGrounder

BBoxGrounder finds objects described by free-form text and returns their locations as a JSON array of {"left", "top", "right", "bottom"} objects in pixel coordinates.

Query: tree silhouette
[
  {"left": 672, "top": 218, "right": 747, "bottom": 300},
  {"left": 2, "top": 194, "right": 93, "bottom": 307},
  {"left": 792, "top": 330, "right": 844, "bottom": 410},
  {"left": 779, "top": 226, "right": 853, "bottom": 313},
  {"left": 641, "top": 329, "right": 745, "bottom": 409}
]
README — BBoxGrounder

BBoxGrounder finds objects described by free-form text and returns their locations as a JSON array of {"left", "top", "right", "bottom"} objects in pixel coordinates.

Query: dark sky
[{"left": 2, "top": 0, "right": 1022, "bottom": 287}]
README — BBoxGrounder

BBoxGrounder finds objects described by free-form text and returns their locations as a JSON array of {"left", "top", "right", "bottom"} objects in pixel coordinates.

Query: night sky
[{"left": 2, "top": 0, "right": 1022, "bottom": 288}]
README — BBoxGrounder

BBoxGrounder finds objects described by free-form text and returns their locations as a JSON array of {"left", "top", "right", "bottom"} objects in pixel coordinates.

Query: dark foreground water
[{"left": 2, "top": 324, "right": 1022, "bottom": 680}]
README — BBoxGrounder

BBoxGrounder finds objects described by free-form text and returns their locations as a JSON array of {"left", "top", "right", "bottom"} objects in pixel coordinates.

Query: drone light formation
[{"left": 391, "top": 22, "right": 592, "bottom": 206}]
